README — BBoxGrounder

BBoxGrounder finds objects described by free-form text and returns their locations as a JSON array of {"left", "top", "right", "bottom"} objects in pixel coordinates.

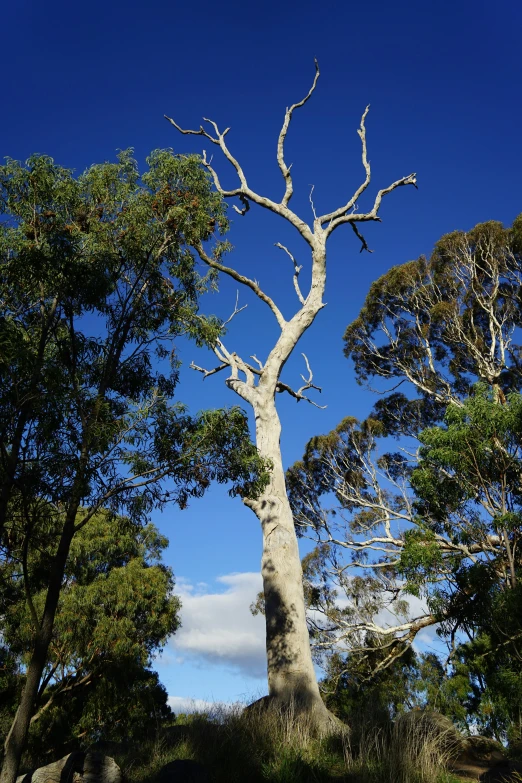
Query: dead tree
[{"left": 166, "top": 61, "right": 416, "bottom": 729}]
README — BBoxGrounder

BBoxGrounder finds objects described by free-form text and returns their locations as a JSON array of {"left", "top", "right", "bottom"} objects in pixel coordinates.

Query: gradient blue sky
[{"left": 3, "top": 0, "right": 522, "bottom": 708}]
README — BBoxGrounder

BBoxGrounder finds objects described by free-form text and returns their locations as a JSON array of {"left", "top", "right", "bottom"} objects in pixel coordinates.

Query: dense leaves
[
  {"left": 0, "top": 149, "right": 268, "bottom": 779},
  {"left": 1, "top": 513, "right": 178, "bottom": 757},
  {"left": 344, "top": 217, "right": 522, "bottom": 434}
]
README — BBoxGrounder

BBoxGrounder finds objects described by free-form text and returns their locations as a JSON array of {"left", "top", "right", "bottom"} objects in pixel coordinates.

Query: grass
[{"left": 111, "top": 702, "right": 460, "bottom": 783}]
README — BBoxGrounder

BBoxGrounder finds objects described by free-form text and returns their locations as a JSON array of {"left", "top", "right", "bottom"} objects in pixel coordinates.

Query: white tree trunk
[{"left": 248, "top": 397, "right": 323, "bottom": 708}]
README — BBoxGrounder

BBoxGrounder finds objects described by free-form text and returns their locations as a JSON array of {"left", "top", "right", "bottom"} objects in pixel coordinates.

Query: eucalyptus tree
[
  {"left": 165, "top": 61, "right": 416, "bottom": 727},
  {"left": 286, "top": 217, "right": 522, "bottom": 676},
  {"left": 0, "top": 150, "right": 266, "bottom": 783},
  {"left": 1, "top": 512, "right": 178, "bottom": 756},
  {"left": 344, "top": 217, "right": 522, "bottom": 433},
  {"left": 288, "top": 387, "right": 522, "bottom": 671}
]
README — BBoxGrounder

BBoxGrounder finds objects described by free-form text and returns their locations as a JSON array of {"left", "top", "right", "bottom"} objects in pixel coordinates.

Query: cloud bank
[
  {"left": 170, "top": 572, "right": 267, "bottom": 679},
  {"left": 167, "top": 570, "right": 444, "bottom": 694}
]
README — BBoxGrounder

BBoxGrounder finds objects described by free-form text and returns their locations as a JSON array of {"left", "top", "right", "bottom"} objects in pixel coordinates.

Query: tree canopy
[
  {"left": 0, "top": 148, "right": 268, "bottom": 783},
  {"left": 287, "top": 217, "right": 522, "bottom": 740},
  {"left": 343, "top": 217, "right": 522, "bottom": 434},
  {"left": 1, "top": 512, "right": 178, "bottom": 757}
]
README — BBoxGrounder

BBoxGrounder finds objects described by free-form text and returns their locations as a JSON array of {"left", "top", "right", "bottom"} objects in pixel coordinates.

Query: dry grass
[{"left": 115, "top": 702, "right": 460, "bottom": 783}]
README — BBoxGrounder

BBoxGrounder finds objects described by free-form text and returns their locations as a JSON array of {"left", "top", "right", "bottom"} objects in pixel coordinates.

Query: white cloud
[
  {"left": 167, "top": 570, "right": 447, "bottom": 690},
  {"left": 171, "top": 572, "right": 267, "bottom": 679}
]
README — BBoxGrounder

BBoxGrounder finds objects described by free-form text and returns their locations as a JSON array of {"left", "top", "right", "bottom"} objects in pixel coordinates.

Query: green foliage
[
  {"left": 408, "top": 384, "right": 522, "bottom": 597},
  {"left": 343, "top": 217, "right": 522, "bottom": 435},
  {"left": 0, "top": 148, "right": 269, "bottom": 769},
  {"left": 290, "top": 214, "right": 522, "bottom": 742},
  {"left": 1, "top": 512, "right": 177, "bottom": 756},
  {"left": 0, "top": 148, "right": 266, "bottom": 540},
  {"left": 399, "top": 529, "right": 444, "bottom": 597},
  {"left": 321, "top": 646, "right": 421, "bottom": 725}
]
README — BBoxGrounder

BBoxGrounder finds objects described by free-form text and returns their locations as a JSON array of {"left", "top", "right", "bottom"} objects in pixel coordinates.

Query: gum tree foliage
[
  {"left": 320, "top": 644, "right": 421, "bottom": 726},
  {"left": 0, "top": 150, "right": 268, "bottom": 783},
  {"left": 344, "top": 216, "right": 522, "bottom": 433},
  {"left": 165, "top": 61, "right": 416, "bottom": 729},
  {"left": 287, "top": 218, "right": 522, "bottom": 684},
  {"left": 1, "top": 513, "right": 178, "bottom": 758}
]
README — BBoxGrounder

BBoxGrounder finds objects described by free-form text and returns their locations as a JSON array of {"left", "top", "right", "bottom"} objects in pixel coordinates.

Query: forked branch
[
  {"left": 190, "top": 349, "right": 326, "bottom": 408},
  {"left": 166, "top": 63, "right": 416, "bottom": 252},
  {"left": 221, "top": 290, "right": 247, "bottom": 327},
  {"left": 319, "top": 105, "right": 417, "bottom": 244},
  {"left": 298, "top": 353, "right": 323, "bottom": 398}
]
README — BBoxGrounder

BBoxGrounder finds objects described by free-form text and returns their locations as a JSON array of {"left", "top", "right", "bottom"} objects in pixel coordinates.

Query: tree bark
[
  {"left": 245, "top": 397, "right": 338, "bottom": 730},
  {"left": 251, "top": 401, "right": 316, "bottom": 694},
  {"left": 240, "top": 260, "right": 340, "bottom": 729}
]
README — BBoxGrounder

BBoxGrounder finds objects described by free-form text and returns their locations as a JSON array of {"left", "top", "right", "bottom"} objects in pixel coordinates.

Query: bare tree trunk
[{"left": 245, "top": 398, "right": 330, "bottom": 719}]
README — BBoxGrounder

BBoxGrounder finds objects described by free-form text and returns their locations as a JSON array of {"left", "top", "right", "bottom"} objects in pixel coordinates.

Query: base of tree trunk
[{"left": 244, "top": 694, "right": 348, "bottom": 738}]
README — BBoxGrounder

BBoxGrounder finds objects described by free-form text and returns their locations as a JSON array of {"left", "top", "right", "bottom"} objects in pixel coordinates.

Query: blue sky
[{"left": 3, "top": 0, "right": 522, "bottom": 709}]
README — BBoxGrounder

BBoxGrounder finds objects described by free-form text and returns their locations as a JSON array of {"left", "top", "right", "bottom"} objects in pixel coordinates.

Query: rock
[
  {"left": 16, "top": 753, "right": 122, "bottom": 783},
  {"left": 460, "top": 736, "right": 506, "bottom": 765},
  {"left": 156, "top": 759, "right": 210, "bottom": 783}
]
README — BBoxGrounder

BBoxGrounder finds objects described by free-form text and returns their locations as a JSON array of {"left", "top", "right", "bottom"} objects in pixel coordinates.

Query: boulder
[
  {"left": 16, "top": 752, "right": 122, "bottom": 783},
  {"left": 460, "top": 736, "right": 506, "bottom": 766}
]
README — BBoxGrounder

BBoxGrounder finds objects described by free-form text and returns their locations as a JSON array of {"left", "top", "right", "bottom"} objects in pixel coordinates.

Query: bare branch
[
  {"left": 274, "top": 242, "right": 306, "bottom": 305},
  {"left": 164, "top": 115, "right": 218, "bottom": 143},
  {"left": 309, "top": 185, "right": 318, "bottom": 220},
  {"left": 277, "top": 59, "right": 320, "bottom": 207},
  {"left": 320, "top": 105, "right": 371, "bottom": 225},
  {"left": 232, "top": 194, "right": 250, "bottom": 216},
  {"left": 319, "top": 105, "right": 417, "bottom": 237},
  {"left": 298, "top": 353, "right": 322, "bottom": 396},
  {"left": 250, "top": 354, "right": 265, "bottom": 370},
  {"left": 351, "top": 221, "right": 374, "bottom": 253},
  {"left": 191, "top": 347, "right": 325, "bottom": 408},
  {"left": 276, "top": 379, "right": 327, "bottom": 409},
  {"left": 190, "top": 360, "right": 229, "bottom": 379},
  {"left": 167, "top": 77, "right": 318, "bottom": 244},
  {"left": 195, "top": 243, "right": 286, "bottom": 329},
  {"left": 221, "top": 290, "right": 247, "bottom": 327}
]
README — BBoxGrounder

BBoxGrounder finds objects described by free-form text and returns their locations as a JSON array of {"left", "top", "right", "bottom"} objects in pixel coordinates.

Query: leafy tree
[
  {"left": 288, "top": 385, "right": 522, "bottom": 678},
  {"left": 165, "top": 62, "right": 416, "bottom": 729},
  {"left": 320, "top": 645, "right": 421, "bottom": 726},
  {"left": 1, "top": 513, "right": 178, "bottom": 759},
  {"left": 286, "top": 218, "right": 522, "bottom": 687},
  {"left": 344, "top": 217, "right": 522, "bottom": 434},
  {"left": 0, "top": 150, "right": 268, "bottom": 783},
  {"left": 409, "top": 387, "right": 522, "bottom": 742}
]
